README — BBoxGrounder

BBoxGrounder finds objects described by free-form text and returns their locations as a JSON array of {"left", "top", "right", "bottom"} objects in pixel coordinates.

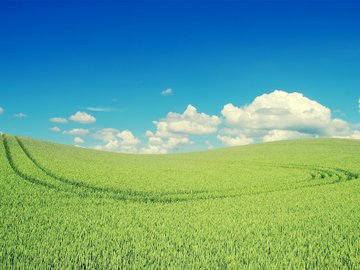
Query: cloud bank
[{"left": 47, "top": 89, "right": 359, "bottom": 154}]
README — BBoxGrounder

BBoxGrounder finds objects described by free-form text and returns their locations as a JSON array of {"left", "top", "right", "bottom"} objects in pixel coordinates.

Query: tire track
[
  {"left": 2, "top": 134, "right": 60, "bottom": 191},
  {"left": 16, "top": 136, "right": 208, "bottom": 198},
  {"left": 279, "top": 164, "right": 358, "bottom": 183},
  {"left": 3, "top": 135, "right": 171, "bottom": 202},
  {"left": 4, "top": 134, "right": 359, "bottom": 204}
]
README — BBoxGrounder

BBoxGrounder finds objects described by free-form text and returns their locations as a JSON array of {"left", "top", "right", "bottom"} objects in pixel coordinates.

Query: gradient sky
[{"left": 0, "top": 0, "right": 359, "bottom": 153}]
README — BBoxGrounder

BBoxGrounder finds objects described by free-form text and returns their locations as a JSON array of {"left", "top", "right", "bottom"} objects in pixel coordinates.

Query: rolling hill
[{"left": 1, "top": 134, "right": 359, "bottom": 269}]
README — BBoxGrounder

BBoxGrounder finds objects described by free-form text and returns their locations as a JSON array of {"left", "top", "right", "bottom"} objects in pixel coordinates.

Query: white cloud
[
  {"left": 161, "top": 88, "right": 173, "bottom": 96},
  {"left": 153, "top": 104, "right": 221, "bottom": 135},
  {"left": 14, "top": 113, "right": 28, "bottom": 118},
  {"left": 86, "top": 107, "right": 116, "bottom": 112},
  {"left": 93, "top": 128, "right": 117, "bottom": 142},
  {"left": 141, "top": 136, "right": 193, "bottom": 154},
  {"left": 222, "top": 90, "right": 331, "bottom": 132},
  {"left": 220, "top": 90, "right": 358, "bottom": 144},
  {"left": 332, "top": 130, "right": 360, "bottom": 140},
  {"left": 50, "top": 126, "right": 61, "bottom": 132},
  {"left": 74, "top": 137, "right": 84, "bottom": 144},
  {"left": 0, "top": 107, "right": 4, "bottom": 114},
  {"left": 69, "top": 111, "right": 96, "bottom": 124},
  {"left": 325, "top": 118, "right": 351, "bottom": 137},
  {"left": 63, "top": 128, "right": 89, "bottom": 135},
  {"left": 217, "top": 134, "right": 253, "bottom": 146},
  {"left": 93, "top": 128, "right": 140, "bottom": 153},
  {"left": 117, "top": 130, "right": 141, "bottom": 146},
  {"left": 140, "top": 145, "right": 168, "bottom": 154},
  {"left": 140, "top": 105, "right": 217, "bottom": 153},
  {"left": 50, "top": 117, "right": 68, "bottom": 124},
  {"left": 217, "top": 90, "right": 360, "bottom": 147},
  {"left": 262, "top": 129, "right": 313, "bottom": 143}
]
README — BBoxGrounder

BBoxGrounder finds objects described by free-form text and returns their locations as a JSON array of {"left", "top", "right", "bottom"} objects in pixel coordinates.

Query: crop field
[{"left": 0, "top": 133, "right": 359, "bottom": 269}]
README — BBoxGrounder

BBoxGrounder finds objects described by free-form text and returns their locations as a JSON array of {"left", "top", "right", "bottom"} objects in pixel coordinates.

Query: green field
[{"left": 1, "top": 134, "right": 359, "bottom": 269}]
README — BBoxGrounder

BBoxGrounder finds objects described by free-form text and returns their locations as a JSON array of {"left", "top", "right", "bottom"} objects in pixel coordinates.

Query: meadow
[{"left": 0, "top": 134, "right": 359, "bottom": 269}]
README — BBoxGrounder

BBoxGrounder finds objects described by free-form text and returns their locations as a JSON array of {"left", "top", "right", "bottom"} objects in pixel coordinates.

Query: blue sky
[{"left": 0, "top": 0, "right": 359, "bottom": 153}]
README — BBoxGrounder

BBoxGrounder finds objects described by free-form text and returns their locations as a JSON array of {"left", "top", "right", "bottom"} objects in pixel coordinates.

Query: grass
[{"left": 1, "top": 134, "right": 359, "bottom": 269}]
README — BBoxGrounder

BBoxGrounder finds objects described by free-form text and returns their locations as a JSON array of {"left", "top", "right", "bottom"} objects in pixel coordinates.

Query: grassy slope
[{"left": 1, "top": 135, "right": 360, "bottom": 269}]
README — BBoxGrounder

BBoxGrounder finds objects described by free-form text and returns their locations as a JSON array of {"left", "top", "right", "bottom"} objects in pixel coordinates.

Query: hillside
[{"left": 1, "top": 134, "right": 359, "bottom": 269}]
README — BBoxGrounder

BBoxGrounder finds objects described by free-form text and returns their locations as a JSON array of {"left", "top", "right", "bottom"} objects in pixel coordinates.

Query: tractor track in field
[
  {"left": 279, "top": 164, "right": 359, "bottom": 183},
  {"left": 15, "top": 137, "right": 207, "bottom": 201},
  {"left": 15, "top": 136, "right": 208, "bottom": 197},
  {"left": 2, "top": 134, "right": 359, "bottom": 204},
  {"left": 4, "top": 134, "right": 211, "bottom": 203},
  {"left": 3, "top": 135, "right": 61, "bottom": 191}
]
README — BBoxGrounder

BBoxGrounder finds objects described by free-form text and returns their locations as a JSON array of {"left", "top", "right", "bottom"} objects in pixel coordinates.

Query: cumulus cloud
[
  {"left": 0, "top": 107, "right": 4, "bottom": 114},
  {"left": 63, "top": 128, "right": 89, "bottom": 135},
  {"left": 262, "top": 129, "right": 313, "bottom": 143},
  {"left": 332, "top": 130, "right": 360, "bottom": 140},
  {"left": 161, "top": 88, "right": 173, "bottom": 96},
  {"left": 14, "top": 113, "right": 28, "bottom": 118},
  {"left": 117, "top": 130, "right": 141, "bottom": 146},
  {"left": 219, "top": 90, "right": 358, "bottom": 146},
  {"left": 155, "top": 104, "right": 220, "bottom": 135},
  {"left": 93, "top": 128, "right": 118, "bottom": 142},
  {"left": 49, "top": 126, "right": 61, "bottom": 132},
  {"left": 141, "top": 136, "right": 193, "bottom": 154},
  {"left": 69, "top": 111, "right": 96, "bottom": 124},
  {"left": 221, "top": 90, "right": 358, "bottom": 137},
  {"left": 93, "top": 128, "right": 140, "bottom": 153},
  {"left": 140, "top": 145, "right": 168, "bottom": 154},
  {"left": 50, "top": 117, "right": 68, "bottom": 124},
  {"left": 325, "top": 118, "right": 352, "bottom": 137},
  {"left": 74, "top": 137, "right": 84, "bottom": 144},
  {"left": 217, "top": 134, "right": 253, "bottom": 146},
  {"left": 222, "top": 90, "right": 331, "bottom": 133},
  {"left": 140, "top": 105, "right": 218, "bottom": 153}
]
